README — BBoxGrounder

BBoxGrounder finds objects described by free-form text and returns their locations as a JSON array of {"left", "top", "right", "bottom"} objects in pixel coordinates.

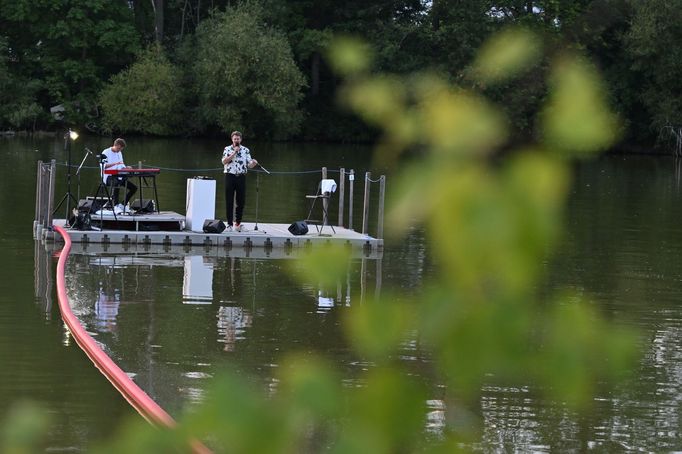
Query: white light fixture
[{"left": 69, "top": 130, "right": 79, "bottom": 141}]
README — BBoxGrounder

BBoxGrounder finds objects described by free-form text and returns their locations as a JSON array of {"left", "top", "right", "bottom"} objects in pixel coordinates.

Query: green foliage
[
  {"left": 99, "top": 47, "right": 187, "bottom": 136},
  {"left": 0, "top": 37, "right": 45, "bottom": 130},
  {"left": 188, "top": 2, "right": 306, "bottom": 138},
  {"left": 92, "top": 27, "right": 638, "bottom": 453},
  {"left": 625, "top": 0, "right": 682, "bottom": 134},
  {"left": 0, "top": 0, "right": 141, "bottom": 127},
  {"left": 0, "top": 402, "right": 50, "bottom": 454}
]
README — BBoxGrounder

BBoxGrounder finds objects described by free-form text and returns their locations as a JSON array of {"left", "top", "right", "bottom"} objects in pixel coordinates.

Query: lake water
[{"left": 3, "top": 135, "right": 682, "bottom": 451}]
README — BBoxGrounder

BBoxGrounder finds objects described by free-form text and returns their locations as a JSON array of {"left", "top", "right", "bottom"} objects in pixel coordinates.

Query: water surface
[{"left": 3, "top": 135, "right": 682, "bottom": 451}]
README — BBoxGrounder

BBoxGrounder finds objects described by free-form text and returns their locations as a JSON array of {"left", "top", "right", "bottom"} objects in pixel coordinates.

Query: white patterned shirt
[{"left": 222, "top": 145, "right": 252, "bottom": 175}]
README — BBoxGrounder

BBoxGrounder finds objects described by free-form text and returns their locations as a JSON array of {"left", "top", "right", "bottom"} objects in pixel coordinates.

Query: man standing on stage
[
  {"left": 101, "top": 138, "right": 137, "bottom": 214},
  {"left": 221, "top": 131, "right": 258, "bottom": 232}
]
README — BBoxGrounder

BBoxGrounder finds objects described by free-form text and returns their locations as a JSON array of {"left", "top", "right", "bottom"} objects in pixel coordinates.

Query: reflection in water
[
  {"left": 95, "top": 280, "right": 120, "bottom": 333},
  {"left": 183, "top": 255, "right": 214, "bottom": 304},
  {"left": 36, "top": 242, "right": 383, "bottom": 418},
  {"left": 33, "top": 239, "right": 53, "bottom": 317},
  {"left": 217, "top": 306, "right": 253, "bottom": 352}
]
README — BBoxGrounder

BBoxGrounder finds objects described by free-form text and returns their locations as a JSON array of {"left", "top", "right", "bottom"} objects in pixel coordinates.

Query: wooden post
[
  {"left": 338, "top": 167, "right": 345, "bottom": 228},
  {"left": 362, "top": 172, "right": 371, "bottom": 235},
  {"left": 377, "top": 175, "right": 386, "bottom": 239},
  {"left": 348, "top": 169, "right": 355, "bottom": 231},
  {"left": 322, "top": 167, "right": 328, "bottom": 225}
]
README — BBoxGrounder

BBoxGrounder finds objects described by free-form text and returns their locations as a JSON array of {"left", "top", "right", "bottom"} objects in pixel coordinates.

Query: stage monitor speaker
[
  {"left": 130, "top": 199, "right": 156, "bottom": 213},
  {"left": 68, "top": 212, "right": 92, "bottom": 230},
  {"left": 288, "top": 220, "right": 308, "bottom": 236},
  {"left": 78, "top": 198, "right": 103, "bottom": 213},
  {"left": 203, "top": 219, "right": 226, "bottom": 234}
]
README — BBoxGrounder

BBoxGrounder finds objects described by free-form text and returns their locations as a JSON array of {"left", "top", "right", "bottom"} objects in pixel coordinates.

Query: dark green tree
[
  {"left": 625, "top": 0, "right": 682, "bottom": 138},
  {"left": 0, "top": 0, "right": 141, "bottom": 127},
  {"left": 99, "top": 47, "right": 187, "bottom": 136},
  {"left": 0, "top": 36, "right": 43, "bottom": 130},
  {"left": 186, "top": 2, "right": 306, "bottom": 138}
]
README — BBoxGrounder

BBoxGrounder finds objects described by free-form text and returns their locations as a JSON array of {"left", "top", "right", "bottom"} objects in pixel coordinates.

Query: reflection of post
[
  {"left": 33, "top": 240, "right": 53, "bottom": 316},
  {"left": 182, "top": 256, "right": 214, "bottom": 304},
  {"left": 345, "top": 261, "right": 352, "bottom": 306},
  {"left": 360, "top": 257, "right": 367, "bottom": 305},
  {"left": 375, "top": 258, "right": 383, "bottom": 299}
]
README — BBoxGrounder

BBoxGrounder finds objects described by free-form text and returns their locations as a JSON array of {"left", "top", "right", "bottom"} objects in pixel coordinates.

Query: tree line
[{"left": 0, "top": 0, "right": 679, "bottom": 147}]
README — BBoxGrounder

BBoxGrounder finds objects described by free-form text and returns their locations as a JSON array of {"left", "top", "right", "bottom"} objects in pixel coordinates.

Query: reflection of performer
[
  {"left": 101, "top": 138, "right": 137, "bottom": 213},
  {"left": 221, "top": 131, "right": 258, "bottom": 232},
  {"left": 95, "top": 281, "right": 121, "bottom": 333},
  {"left": 216, "top": 306, "right": 253, "bottom": 352}
]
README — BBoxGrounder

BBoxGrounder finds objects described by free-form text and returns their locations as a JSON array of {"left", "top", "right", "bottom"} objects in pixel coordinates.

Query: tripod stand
[{"left": 53, "top": 129, "right": 79, "bottom": 225}]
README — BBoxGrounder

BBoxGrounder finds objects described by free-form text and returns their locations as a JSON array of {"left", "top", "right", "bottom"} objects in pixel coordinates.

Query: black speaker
[
  {"left": 288, "top": 220, "right": 308, "bottom": 236},
  {"left": 203, "top": 219, "right": 226, "bottom": 233},
  {"left": 130, "top": 199, "right": 155, "bottom": 213},
  {"left": 68, "top": 212, "right": 92, "bottom": 230},
  {"left": 78, "top": 198, "right": 103, "bottom": 213}
]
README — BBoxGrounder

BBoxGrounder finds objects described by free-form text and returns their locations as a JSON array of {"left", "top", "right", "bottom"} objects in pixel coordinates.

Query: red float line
[{"left": 53, "top": 226, "right": 211, "bottom": 454}]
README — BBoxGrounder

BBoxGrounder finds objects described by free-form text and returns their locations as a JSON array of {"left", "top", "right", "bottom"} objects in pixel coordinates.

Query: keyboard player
[{"left": 101, "top": 138, "right": 137, "bottom": 214}]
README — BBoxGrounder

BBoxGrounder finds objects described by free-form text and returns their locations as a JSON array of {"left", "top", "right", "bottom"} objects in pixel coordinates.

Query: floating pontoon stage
[
  {"left": 43, "top": 210, "right": 383, "bottom": 255},
  {"left": 35, "top": 160, "right": 386, "bottom": 256}
]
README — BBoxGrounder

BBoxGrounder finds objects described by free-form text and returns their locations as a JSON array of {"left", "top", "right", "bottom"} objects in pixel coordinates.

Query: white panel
[{"left": 186, "top": 178, "right": 216, "bottom": 232}]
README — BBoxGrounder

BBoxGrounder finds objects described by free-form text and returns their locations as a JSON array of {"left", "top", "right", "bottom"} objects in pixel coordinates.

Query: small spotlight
[{"left": 69, "top": 130, "right": 79, "bottom": 140}]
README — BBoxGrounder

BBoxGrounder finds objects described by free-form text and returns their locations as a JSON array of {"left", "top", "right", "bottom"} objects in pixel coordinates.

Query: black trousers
[
  {"left": 225, "top": 173, "right": 246, "bottom": 225},
  {"left": 106, "top": 176, "right": 137, "bottom": 206}
]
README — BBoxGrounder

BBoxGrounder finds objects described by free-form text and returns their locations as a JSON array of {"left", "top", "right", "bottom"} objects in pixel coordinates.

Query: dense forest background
[{"left": 0, "top": 0, "right": 679, "bottom": 148}]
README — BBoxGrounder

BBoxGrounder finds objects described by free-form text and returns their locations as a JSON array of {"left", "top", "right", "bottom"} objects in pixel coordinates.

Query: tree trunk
[
  {"left": 152, "top": 0, "right": 164, "bottom": 44},
  {"left": 311, "top": 52, "right": 320, "bottom": 96}
]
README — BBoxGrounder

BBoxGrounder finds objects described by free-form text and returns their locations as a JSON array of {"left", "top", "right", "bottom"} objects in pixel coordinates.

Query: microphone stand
[
  {"left": 75, "top": 148, "right": 93, "bottom": 204},
  {"left": 254, "top": 171, "right": 261, "bottom": 231},
  {"left": 254, "top": 164, "right": 270, "bottom": 232}
]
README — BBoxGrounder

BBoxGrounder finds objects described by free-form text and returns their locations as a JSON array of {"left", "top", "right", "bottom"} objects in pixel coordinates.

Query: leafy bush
[
  {"left": 187, "top": 2, "right": 306, "bottom": 139},
  {"left": 100, "top": 47, "right": 187, "bottom": 136}
]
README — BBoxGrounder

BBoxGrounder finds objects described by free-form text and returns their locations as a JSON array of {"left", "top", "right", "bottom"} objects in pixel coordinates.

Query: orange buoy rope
[{"left": 54, "top": 226, "right": 211, "bottom": 453}]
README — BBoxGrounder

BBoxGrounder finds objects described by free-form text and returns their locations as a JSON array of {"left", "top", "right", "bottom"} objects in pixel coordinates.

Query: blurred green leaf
[
  {"left": 469, "top": 27, "right": 542, "bottom": 84},
  {"left": 541, "top": 55, "right": 620, "bottom": 155},
  {"left": 327, "top": 36, "right": 373, "bottom": 77},
  {"left": 288, "top": 245, "right": 352, "bottom": 289},
  {"left": 344, "top": 294, "right": 414, "bottom": 361},
  {"left": 278, "top": 353, "right": 342, "bottom": 419},
  {"left": 1, "top": 402, "right": 50, "bottom": 454},
  {"left": 338, "top": 369, "right": 426, "bottom": 454},
  {"left": 416, "top": 85, "right": 507, "bottom": 156},
  {"left": 538, "top": 294, "right": 639, "bottom": 407}
]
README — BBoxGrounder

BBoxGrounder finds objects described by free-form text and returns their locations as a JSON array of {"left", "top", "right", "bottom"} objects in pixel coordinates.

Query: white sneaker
[
  {"left": 114, "top": 204, "right": 124, "bottom": 214},
  {"left": 225, "top": 225, "right": 233, "bottom": 232},
  {"left": 235, "top": 223, "right": 243, "bottom": 232}
]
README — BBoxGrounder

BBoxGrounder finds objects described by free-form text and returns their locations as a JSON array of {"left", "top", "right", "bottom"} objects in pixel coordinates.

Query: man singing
[{"left": 221, "top": 131, "right": 258, "bottom": 232}]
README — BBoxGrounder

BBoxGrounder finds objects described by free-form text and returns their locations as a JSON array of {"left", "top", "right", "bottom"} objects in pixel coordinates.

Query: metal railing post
[
  {"left": 348, "top": 169, "right": 355, "bottom": 231},
  {"left": 338, "top": 167, "right": 345, "bottom": 228},
  {"left": 377, "top": 175, "right": 386, "bottom": 239},
  {"left": 322, "top": 167, "right": 328, "bottom": 225},
  {"left": 46, "top": 160, "right": 56, "bottom": 227},
  {"left": 35, "top": 161, "right": 43, "bottom": 225},
  {"left": 362, "top": 171, "right": 371, "bottom": 235}
]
